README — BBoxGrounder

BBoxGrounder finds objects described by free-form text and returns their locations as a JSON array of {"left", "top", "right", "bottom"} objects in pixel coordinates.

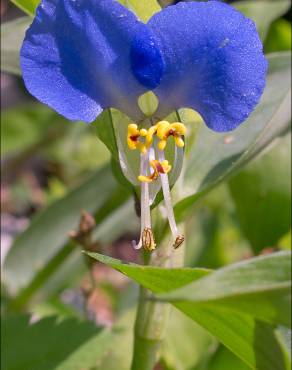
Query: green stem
[{"left": 131, "top": 234, "right": 184, "bottom": 370}]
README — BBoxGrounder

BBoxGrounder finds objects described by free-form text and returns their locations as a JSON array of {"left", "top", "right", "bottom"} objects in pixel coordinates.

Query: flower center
[{"left": 127, "top": 120, "right": 186, "bottom": 251}]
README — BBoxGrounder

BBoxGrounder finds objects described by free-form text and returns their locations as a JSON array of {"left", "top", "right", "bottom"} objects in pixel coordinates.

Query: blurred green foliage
[{"left": 1, "top": 0, "right": 291, "bottom": 370}]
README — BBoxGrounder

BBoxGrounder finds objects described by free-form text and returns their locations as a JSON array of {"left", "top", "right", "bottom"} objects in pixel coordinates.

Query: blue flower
[{"left": 21, "top": 0, "right": 267, "bottom": 132}]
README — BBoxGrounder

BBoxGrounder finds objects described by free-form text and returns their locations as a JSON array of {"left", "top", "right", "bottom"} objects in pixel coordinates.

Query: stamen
[
  {"left": 156, "top": 121, "right": 186, "bottom": 151},
  {"left": 145, "top": 125, "right": 158, "bottom": 149},
  {"left": 142, "top": 227, "right": 156, "bottom": 251},
  {"left": 132, "top": 151, "right": 155, "bottom": 250},
  {"left": 127, "top": 120, "right": 186, "bottom": 251},
  {"left": 138, "top": 159, "right": 171, "bottom": 183},
  {"left": 157, "top": 150, "right": 184, "bottom": 249},
  {"left": 127, "top": 123, "right": 147, "bottom": 153}
]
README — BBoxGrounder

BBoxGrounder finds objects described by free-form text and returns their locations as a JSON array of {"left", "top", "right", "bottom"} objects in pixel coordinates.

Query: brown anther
[
  {"left": 69, "top": 210, "right": 96, "bottom": 248},
  {"left": 173, "top": 235, "right": 185, "bottom": 249},
  {"left": 142, "top": 227, "right": 156, "bottom": 251}
]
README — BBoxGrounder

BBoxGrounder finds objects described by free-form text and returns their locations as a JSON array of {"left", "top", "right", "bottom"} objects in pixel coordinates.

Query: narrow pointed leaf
[
  {"left": 87, "top": 251, "right": 290, "bottom": 369},
  {"left": 3, "top": 165, "right": 129, "bottom": 296},
  {"left": 86, "top": 252, "right": 210, "bottom": 292},
  {"left": 158, "top": 252, "right": 292, "bottom": 327}
]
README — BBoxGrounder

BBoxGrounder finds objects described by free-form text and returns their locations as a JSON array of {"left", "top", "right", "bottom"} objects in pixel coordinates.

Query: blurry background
[{"left": 1, "top": 1, "right": 291, "bottom": 369}]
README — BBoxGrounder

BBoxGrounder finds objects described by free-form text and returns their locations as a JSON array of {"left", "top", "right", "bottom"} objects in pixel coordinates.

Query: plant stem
[{"left": 130, "top": 233, "right": 184, "bottom": 370}]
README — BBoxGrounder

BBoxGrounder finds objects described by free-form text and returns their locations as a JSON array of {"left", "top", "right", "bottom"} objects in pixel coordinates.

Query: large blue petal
[
  {"left": 20, "top": 0, "right": 162, "bottom": 122},
  {"left": 146, "top": 1, "right": 268, "bottom": 132}
]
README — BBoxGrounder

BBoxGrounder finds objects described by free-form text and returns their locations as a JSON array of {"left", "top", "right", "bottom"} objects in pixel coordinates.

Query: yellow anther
[
  {"left": 174, "top": 137, "right": 185, "bottom": 148},
  {"left": 158, "top": 140, "right": 167, "bottom": 151},
  {"left": 140, "top": 128, "right": 148, "bottom": 136},
  {"left": 145, "top": 125, "right": 158, "bottom": 148},
  {"left": 138, "top": 175, "right": 153, "bottom": 183},
  {"left": 171, "top": 122, "right": 187, "bottom": 136},
  {"left": 127, "top": 120, "right": 186, "bottom": 154},
  {"left": 156, "top": 121, "right": 171, "bottom": 140},
  {"left": 127, "top": 124, "right": 147, "bottom": 153},
  {"left": 127, "top": 123, "right": 140, "bottom": 150},
  {"left": 138, "top": 159, "right": 172, "bottom": 183},
  {"left": 156, "top": 121, "right": 186, "bottom": 150},
  {"left": 158, "top": 160, "right": 172, "bottom": 174}
]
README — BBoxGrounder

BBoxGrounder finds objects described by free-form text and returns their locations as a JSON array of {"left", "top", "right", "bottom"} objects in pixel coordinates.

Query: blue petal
[
  {"left": 130, "top": 28, "right": 165, "bottom": 90},
  {"left": 147, "top": 1, "right": 268, "bottom": 132},
  {"left": 20, "top": 0, "right": 158, "bottom": 122}
]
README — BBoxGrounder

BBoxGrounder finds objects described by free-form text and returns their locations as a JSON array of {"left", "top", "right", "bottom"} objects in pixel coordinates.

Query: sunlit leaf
[
  {"left": 10, "top": 0, "right": 38, "bottom": 16},
  {"left": 118, "top": 0, "right": 161, "bottom": 22},
  {"left": 158, "top": 252, "right": 292, "bottom": 327},
  {"left": 88, "top": 251, "right": 290, "bottom": 369}
]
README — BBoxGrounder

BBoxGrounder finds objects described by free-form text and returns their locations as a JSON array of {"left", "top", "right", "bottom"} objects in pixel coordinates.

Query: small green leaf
[
  {"left": 118, "top": 0, "right": 161, "bottom": 22},
  {"left": 10, "top": 0, "right": 38, "bottom": 16},
  {"left": 228, "top": 134, "right": 291, "bottom": 253},
  {"left": 233, "top": 0, "right": 291, "bottom": 40},
  {"left": 158, "top": 252, "right": 292, "bottom": 327},
  {"left": 1, "top": 315, "right": 112, "bottom": 370}
]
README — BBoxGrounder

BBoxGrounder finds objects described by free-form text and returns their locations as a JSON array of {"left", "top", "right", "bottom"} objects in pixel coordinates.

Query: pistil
[{"left": 157, "top": 150, "right": 185, "bottom": 249}]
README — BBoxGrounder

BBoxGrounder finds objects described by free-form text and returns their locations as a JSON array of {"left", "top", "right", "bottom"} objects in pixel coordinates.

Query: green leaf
[
  {"left": 95, "top": 309, "right": 136, "bottom": 370},
  {"left": 276, "top": 326, "right": 292, "bottom": 369},
  {"left": 10, "top": 0, "right": 38, "bottom": 16},
  {"left": 86, "top": 252, "right": 211, "bottom": 293},
  {"left": 207, "top": 345, "right": 257, "bottom": 370},
  {"left": 3, "top": 165, "right": 129, "bottom": 297},
  {"left": 118, "top": 0, "right": 161, "bottom": 22},
  {"left": 228, "top": 134, "right": 291, "bottom": 253},
  {"left": 265, "top": 19, "right": 292, "bottom": 53},
  {"left": 87, "top": 251, "right": 290, "bottom": 369},
  {"left": 161, "top": 308, "right": 215, "bottom": 370},
  {"left": 176, "top": 52, "right": 291, "bottom": 219},
  {"left": 10, "top": 0, "right": 162, "bottom": 19},
  {"left": 158, "top": 252, "right": 292, "bottom": 327},
  {"left": 1, "top": 104, "right": 69, "bottom": 156},
  {"left": 1, "top": 315, "right": 112, "bottom": 370},
  {"left": 233, "top": 0, "right": 291, "bottom": 40},
  {"left": 1, "top": 17, "right": 31, "bottom": 75},
  {"left": 176, "top": 307, "right": 287, "bottom": 370}
]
